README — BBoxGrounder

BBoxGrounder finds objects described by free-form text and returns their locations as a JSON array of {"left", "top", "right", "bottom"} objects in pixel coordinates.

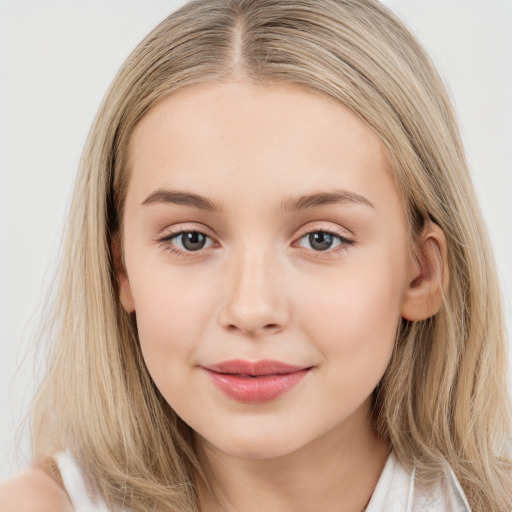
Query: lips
[{"left": 202, "top": 359, "right": 312, "bottom": 403}]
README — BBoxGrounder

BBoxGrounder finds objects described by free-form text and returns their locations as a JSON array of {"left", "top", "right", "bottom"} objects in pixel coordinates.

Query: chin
[
  {"left": 197, "top": 423, "right": 317, "bottom": 461},
  {"left": 220, "top": 439, "right": 300, "bottom": 460}
]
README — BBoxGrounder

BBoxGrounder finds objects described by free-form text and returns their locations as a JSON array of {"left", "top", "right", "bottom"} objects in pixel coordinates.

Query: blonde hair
[{"left": 31, "top": 0, "right": 512, "bottom": 510}]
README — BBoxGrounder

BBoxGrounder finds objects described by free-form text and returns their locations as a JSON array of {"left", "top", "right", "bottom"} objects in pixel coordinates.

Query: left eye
[{"left": 296, "top": 231, "right": 349, "bottom": 252}]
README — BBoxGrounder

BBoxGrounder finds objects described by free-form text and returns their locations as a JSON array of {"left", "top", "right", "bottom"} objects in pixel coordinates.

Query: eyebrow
[
  {"left": 141, "top": 188, "right": 374, "bottom": 212},
  {"left": 142, "top": 189, "right": 220, "bottom": 211},
  {"left": 281, "top": 190, "right": 374, "bottom": 212}
]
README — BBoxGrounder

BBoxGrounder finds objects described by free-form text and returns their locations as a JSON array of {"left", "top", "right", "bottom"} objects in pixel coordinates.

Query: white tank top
[{"left": 56, "top": 450, "right": 471, "bottom": 511}]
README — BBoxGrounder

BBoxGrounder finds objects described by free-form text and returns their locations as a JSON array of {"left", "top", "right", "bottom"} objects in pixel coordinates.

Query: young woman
[{"left": 1, "top": 0, "right": 510, "bottom": 511}]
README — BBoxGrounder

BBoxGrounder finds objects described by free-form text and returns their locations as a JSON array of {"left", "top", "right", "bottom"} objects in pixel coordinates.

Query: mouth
[{"left": 202, "top": 359, "right": 312, "bottom": 403}]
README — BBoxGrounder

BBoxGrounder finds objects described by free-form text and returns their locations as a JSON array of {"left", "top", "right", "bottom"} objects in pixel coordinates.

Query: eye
[
  {"left": 159, "top": 230, "right": 214, "bottom": 255},
  {"left": 158, "top": 227, "right": 353, "bottom": 258},
  {"left": 296, "top": 229, "right": 354, "bottom": 253}
]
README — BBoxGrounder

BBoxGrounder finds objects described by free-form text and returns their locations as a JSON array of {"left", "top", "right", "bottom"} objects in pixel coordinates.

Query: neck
[{"left": 195, "top": 400, "right": 390, "bottom": 512}]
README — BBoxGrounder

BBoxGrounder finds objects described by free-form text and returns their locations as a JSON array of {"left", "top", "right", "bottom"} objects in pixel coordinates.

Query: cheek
[
  {"left": 300, "top": 255, "right": 406, "bottom": 387},
  {"left": 130, "top": 270, "right": 215, "bottom": 384}
]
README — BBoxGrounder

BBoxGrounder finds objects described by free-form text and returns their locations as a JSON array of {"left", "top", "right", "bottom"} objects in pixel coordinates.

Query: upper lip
[{"left": 203, "top": 359, "right": 311, "bottom": 376}]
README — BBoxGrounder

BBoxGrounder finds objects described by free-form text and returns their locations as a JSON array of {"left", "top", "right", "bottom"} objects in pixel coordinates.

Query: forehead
[
  {"left": 125, "top": 80, "right": 398, "bottom": 216},
  {"left": 129, "top": 80, "right": 384, "bottom": 161}
]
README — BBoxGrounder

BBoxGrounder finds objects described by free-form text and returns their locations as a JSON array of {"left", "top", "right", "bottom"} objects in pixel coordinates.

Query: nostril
[{"left": 225, "top": 322, "right": 281, "bottom": 336}]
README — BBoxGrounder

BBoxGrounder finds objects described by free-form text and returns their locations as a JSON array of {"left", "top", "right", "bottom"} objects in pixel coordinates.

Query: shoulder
[{"left": 0, "top": 467, "right": 73, "bottom": 512}]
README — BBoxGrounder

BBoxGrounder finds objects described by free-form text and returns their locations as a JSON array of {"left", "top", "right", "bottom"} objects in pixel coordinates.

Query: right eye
[{"left": 159, "top": 230, "right": 214, "bottom": 255}]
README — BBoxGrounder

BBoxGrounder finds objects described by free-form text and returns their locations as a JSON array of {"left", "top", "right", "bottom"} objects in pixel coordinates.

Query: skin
[
  {"left": 118, "top": 80, "right": 446, "bottom": 512},
  {"left": 0, "top": 80, "right": 447, "bottom": 511},
  {"left": 0, "top": 468, "right": 72, "bottom": 512}
]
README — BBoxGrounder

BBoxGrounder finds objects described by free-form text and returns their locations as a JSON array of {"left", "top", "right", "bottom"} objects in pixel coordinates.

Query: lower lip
[{"left": 204, "top": 368, "right": 311, "bottom": 403}]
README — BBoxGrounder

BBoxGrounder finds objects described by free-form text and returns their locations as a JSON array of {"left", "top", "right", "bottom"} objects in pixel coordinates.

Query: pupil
[
  {"left": 309, "top": 232, "right": 333, "bottom": 251},
  {"left": 182, "top": 232, "right": 206, "bottom": 251}
]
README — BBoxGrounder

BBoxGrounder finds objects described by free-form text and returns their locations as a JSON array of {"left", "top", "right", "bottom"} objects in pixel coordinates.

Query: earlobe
[
  {"left": 112, "top": 237, "right": 135, "bottom": 313},
  {"left": 401, "top": 222, "right": 449, "bottom": 322}
]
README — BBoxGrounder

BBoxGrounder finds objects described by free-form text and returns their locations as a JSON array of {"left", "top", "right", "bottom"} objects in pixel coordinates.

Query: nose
[{"left": 217, "top": 245, "right": 290, "bottom": 337}]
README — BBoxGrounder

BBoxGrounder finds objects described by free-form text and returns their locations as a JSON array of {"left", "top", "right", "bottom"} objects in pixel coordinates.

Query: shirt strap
[{"left": 55, "top": 451, "right": 110, "bottom": 512}]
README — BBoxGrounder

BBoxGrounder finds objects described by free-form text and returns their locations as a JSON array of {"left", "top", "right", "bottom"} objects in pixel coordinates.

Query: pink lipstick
[{"left": 202, "top": 359, "right": 311, "bottom": 403}]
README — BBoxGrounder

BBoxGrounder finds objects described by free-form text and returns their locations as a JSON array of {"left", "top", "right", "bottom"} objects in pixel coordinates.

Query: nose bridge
[{"left": 218, "top": 238, "right": 288, "bottom": 336}]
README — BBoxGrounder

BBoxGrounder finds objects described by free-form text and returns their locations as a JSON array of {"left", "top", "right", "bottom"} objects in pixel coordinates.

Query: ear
[
  {"left": 401, "top": 222, "right": 449, "bottom": 321},
  {"left": 112, "top": 235, "right": 135, "bottom": 313}
]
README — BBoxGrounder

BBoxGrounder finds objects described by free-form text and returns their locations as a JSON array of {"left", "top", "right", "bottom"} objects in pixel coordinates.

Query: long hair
[{"left": 31, "top": 1, "right": 512, "bottom": 510}]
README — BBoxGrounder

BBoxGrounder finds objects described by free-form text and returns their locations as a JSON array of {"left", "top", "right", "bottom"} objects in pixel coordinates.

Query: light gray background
[{"left": 1, "top": 0, "right": 511, "bottom": 478}]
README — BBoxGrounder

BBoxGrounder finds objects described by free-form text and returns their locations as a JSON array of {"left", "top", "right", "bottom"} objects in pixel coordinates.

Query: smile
[{"left": 202, "top": 359, "right": 312, "bottom": 403}]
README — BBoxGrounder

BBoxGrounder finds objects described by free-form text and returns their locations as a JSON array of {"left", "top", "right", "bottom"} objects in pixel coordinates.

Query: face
[{"left": 119, "top": 81, "right": 413, "bottom": 460}]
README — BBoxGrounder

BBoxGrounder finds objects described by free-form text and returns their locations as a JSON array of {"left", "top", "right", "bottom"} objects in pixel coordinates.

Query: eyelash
[{"left": 157, "top": 227, "right": 355, "bottom": 259}]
